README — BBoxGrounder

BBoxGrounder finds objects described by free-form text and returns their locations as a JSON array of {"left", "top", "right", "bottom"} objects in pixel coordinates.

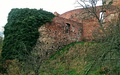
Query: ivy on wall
[{"left": 2, "top": 8, "right": 55, "bottom": 60}]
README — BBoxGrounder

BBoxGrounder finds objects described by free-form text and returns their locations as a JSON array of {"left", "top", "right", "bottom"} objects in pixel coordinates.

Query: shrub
[{"left": 1, "top": 8, "right": 55, "bottom": 61}]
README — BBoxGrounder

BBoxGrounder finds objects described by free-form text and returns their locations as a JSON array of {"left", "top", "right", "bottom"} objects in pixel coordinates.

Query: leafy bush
[{"left": 1, "top": 8, "right": 55, "bottom": 61}]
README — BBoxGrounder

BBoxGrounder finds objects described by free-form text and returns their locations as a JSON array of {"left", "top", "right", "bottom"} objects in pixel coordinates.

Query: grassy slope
[
  {"left": 0, "top": 42, "right": 119, "bottom": 75},
  {"left": 39, "top": 42, "right": 105, "bottom": 75}
]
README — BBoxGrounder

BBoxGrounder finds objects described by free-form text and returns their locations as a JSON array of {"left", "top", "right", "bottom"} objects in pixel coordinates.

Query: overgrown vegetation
[
  {"left": 40, "top": 42, "right": 97, "bottom": 75},
  {"left": 0, "top": 23, "right": 120, "bottom": 75},
  {"left": 3, "top": 19, "right": 120, "bottom": 75},
  {"left": 0, "top": 36, "right": 3, "bottom": 50},
  {"left": 0, "top": 1, "right": 120, "bottom": 74},
  {"left": 1, "top": 8, "right": 55, "bottom": 61},
  {"left": 0, "top": 36, "right": 3, "bottom": 72}
]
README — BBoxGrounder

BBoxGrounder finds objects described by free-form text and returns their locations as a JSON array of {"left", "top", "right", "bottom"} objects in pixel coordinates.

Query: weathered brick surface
[
  {"left": 106, "top": 0, "right": 120, "bottom": 7},
  {"left": 54, "top": 12, "right": 60, "bottom": 17},
  {"left": 61, "top": 5, "right": 119, "bottom": 40},
  {"left": 35, "top": 17, "right": 82, "bottom": 57}
]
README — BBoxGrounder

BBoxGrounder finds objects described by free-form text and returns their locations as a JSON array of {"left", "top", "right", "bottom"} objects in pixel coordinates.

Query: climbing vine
[{"left": 2, "top": 8, "right": 55, "bottom": 60}]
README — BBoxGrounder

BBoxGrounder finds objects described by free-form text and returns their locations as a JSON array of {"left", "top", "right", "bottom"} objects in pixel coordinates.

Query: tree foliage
[{"left": 1, "top": 8, "right": 55, "bottom": 61}]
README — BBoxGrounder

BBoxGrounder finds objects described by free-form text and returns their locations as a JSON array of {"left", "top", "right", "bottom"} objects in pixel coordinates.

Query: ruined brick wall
[
  {"left": 54, "top": 12, "right": 60, "bottom": 17},
  {"left": 35, "top": 17, "right": 82, "bottom": 57},
  {"left": 60, "top": 9, "right": 83, "bottom": 23},
  {"left": 34, "top": 4, "right": 119, "bottom": 58},
  {"left": 105, "top": 0, "right": 120, "bottom": 6},
  {"left": 60, "top": 5, "right": 119, "bottom": 40}
]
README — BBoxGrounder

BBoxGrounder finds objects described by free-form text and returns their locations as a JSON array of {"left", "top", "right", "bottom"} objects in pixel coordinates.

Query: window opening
[
  {"left": 65, "top": 23, "right": 70, "bottom": 33},
  {"left": 99, "top": 10, "right": 106, "bottom": 23}
]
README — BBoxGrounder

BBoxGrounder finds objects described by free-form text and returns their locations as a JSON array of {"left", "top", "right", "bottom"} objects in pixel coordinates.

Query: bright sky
[{"left": 0, "top": 0, "right": 102, "bottom": 32}]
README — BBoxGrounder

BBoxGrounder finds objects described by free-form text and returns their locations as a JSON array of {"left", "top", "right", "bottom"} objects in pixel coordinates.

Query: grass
[
  {"left": 1, "top": 41, "right": 119, "bottom": 75},
  {"left": 40, "top": 41, "right": 103, "bottom": 75},
  {"left": 50, "top": 41, "right": 90, "bottom": 60}
]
